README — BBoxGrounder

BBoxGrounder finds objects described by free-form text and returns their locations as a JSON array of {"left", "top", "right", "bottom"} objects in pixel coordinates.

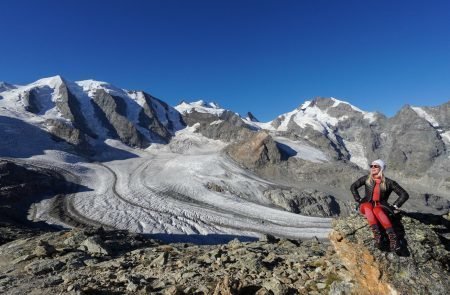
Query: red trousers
[{"left": 360, "top": 202, "right": 393, "bottom": 229}]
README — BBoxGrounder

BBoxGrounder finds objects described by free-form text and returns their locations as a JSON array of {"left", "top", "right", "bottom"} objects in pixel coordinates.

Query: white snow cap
[{"left": 371, "top": 159, "right": 386, "bottom": 171}]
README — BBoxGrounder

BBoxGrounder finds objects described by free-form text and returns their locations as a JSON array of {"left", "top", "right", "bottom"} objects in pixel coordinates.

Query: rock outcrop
[
  {"left": 182, "top": 109, "right": 255, "bottom": 142},
  {"left": 263, "top": 188, "right": 345, "bottom": 217},
  {"left": 385, "top": 106, "right": 446, "bottom": 175},
  {"left": 330, "top": 213, "right": 450, "bottom": 295},
  {"left": 138, "top": 92, "right": 175, "bottom": 143},
  {"left": 226, "top": 131, "right": 281, "bottom": 169},
  {"left": 91, "top": 89, "right": 150, "bottom": 148}
]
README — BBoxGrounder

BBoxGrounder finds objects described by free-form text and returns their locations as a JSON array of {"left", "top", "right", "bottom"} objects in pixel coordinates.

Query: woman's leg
[
  {"left": 372, "top": 206, "right": 393, "bottom": 229},
  {"left": 373, "top": 206, "right": 399, "bottom": 251},
  {"left": 360, "top": 202, "right": 382, "bottom": 248},
  {"left": 359, "top": 202, "right": 377, "bottom": 225}
]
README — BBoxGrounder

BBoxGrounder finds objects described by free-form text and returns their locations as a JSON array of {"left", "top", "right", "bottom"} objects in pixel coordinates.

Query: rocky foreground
[{"left": 0, "top": 212, "right": 448, "bottom": 295}]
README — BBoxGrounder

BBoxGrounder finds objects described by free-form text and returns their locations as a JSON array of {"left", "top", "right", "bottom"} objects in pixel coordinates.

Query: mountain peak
[
  {"left": 75, "top": 79, "right": 128, "bottom": 98},
  {"left": 75, "top": 79, "right": 111, "bottom": 90},
  {"left": 189, "top": 100, "right": 221, "bottom": 109},
  {"left": 306, "top": 97, "right": 364, "bottom": 113},
  {"left": 32, "top": 75, "right": 66, "bottom": 87},
  {"left": 175, "top": 100, "right": 226, "bottom": 116}
]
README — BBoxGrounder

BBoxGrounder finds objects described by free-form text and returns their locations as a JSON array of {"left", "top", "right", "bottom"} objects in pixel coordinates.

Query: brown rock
[
  {"left": 226, "top": 131, "right": 281, "bottom": 169},
  {"left": 213, "top": 275, "right": 242, "bottom": 295}
]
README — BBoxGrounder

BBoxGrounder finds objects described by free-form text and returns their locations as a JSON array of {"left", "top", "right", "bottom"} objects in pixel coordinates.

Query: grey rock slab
[
  {"left": 79, "top": 236, "right": 109, "bottom": 255},
  {"left": 262, "top": 277, "right": 288, "bottom": 295},
  {"left": 24, "top": 259, "right": 64, "bottom": 275}
]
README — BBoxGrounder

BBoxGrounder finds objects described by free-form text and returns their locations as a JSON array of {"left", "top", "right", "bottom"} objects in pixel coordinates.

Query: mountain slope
[{"left": 0, "top": 76, "right": 185, "bottom": 154}]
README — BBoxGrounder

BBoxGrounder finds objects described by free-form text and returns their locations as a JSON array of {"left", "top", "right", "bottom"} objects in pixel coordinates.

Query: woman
[{"left": 350, "top": 159, "right": 409, "bottom": 252}]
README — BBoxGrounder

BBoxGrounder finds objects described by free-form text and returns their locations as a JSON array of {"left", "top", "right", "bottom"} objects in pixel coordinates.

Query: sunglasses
[{"left": 370, "top": 165, "right": 380, "bottom": 168}]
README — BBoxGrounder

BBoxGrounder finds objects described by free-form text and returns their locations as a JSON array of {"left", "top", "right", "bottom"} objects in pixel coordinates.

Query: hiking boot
[
  {"left": 386, "top": 228, "right": 401, "bottom": 252},
  {"left": 370, "top": 224, "right": 382, "bottom": 249}
]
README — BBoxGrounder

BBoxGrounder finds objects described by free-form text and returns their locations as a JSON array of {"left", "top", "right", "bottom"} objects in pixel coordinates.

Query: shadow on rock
[
  {"left": 0, "top": 116, "right": 138, "bottom": 161},
  {"left": 400, "top": 211, "right": 450, "bottom": 252},
  {"left": 146, "top": 233, "right": 259, "bottom": 245},
  {"left": 275, "top": 142, "right": 298, "bottom": 160},
  {"left": 0, "top": 160, "right": 93, "bottom": 243}
]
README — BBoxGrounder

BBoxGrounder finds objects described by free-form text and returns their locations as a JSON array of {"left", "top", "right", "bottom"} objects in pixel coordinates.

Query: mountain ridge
[{"left": 0, "top": 75, "right": 449, "bottom": 239}]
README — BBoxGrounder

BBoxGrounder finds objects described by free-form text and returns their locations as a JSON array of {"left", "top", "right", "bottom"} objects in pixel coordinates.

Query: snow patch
[
  {"left": 242, "top": 119, "right": 274, "bottom": 131},
  {"left": 343, "top": 139, "right": 369, "bottom": 169},
  {"left": 274, "top": 137, "right": 328, "bottom": 163},
  {"left": 330, "top": 97, "right": 364, "bottom": 113},
  {"left": 175, "top": 101, "right": 226, "bottom": 116},
  {"left": 411, "top": 106, "right": 440, "bottom": 128},
  {"left": 210, "top": 119, "right": 224, "bottom": 125},
  {"left": 363, "top": 112, "right": 377, "bottom": 123},
  {"left": 293, "top": 105, "right": 339, "bottom": 132},
  {"left": 274, "top": 109, "right": 298, "bottom": 132},
  {"left": 440, "top": 131, "right": 450, "bottom": 144},
  {"left": 75, "top": 79, "right": 130, "bottom": 99}
]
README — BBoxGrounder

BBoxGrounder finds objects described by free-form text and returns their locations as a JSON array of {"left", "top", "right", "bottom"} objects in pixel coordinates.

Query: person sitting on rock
[{"left": 350, "top": 159, "right": 409, "bottom": 252}]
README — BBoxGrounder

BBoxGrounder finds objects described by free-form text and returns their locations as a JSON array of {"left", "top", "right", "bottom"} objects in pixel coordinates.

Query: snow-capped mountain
[
  {"left": 175, "top": 100, "right": 225, "bottom": 116},
  {"left": 175, "top": 96, "right": 449, "bottom": 198},
  {"left": 0, "top": 76, "right": 185, "bottom": 155},
  {"left": 268, "top": 97, "right": 377, "bottom": 132}
]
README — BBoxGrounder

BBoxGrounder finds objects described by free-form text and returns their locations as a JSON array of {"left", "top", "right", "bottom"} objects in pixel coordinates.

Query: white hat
[{"left": 371, "top": 159, "right": 386, "bottom": 171}]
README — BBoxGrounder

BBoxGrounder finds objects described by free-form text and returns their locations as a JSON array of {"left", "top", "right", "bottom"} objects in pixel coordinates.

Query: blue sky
[{"left": 1, "top": 0, "right": 449, "bottom": 121}]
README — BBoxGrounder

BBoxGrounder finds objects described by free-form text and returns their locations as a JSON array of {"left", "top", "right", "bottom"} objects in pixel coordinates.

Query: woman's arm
[
  {"left": 350, "top": 176, "right": 366, "bottom": 203},
  {"left": 391, "top": 180, "right": 409, "bottom": 208}
]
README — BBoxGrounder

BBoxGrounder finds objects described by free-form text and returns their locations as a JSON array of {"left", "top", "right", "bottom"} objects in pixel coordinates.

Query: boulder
[
  {"left": 79, "top": 236, "right": 110, "bottom": 256},
  {"left": 226, "top": 131, "right": 281, "bottom": 169}
]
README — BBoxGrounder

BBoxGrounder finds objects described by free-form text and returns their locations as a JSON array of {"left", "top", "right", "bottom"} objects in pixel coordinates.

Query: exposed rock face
[
  {"left": 330, "top": 213, "right": 450, "bottom": 295},
  {"left": 423, "top": 193, "right": 450, "bottom": 212},
  {"left": 52, "top": 79, "right": 97, "bottom": 139},
  {"left": 226, "top": 131, "right": 281, "bottom": 169},
  {"left": 91, "top": 89, "right": 149, "bottom": 148},
  {"left": 138, "top": 92, "right": 175, "bottom": 143},
  {"left": 263, "top": 188, "right": 344, "bottom": 217},
  {"left": 247, "top": 112, "right": 259, "bottom": 122},
  {"left": 22, "top": 89, "right": 41, "bottom": 114},
  {"left": 385, "top": 106, "right": 445, "bottom": 175},
  {"left": 182, "top": 109, "right": 255, "bottom": 142},
  {"left": 44, "top": 118, "right": 93, "bottom": 154}
]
